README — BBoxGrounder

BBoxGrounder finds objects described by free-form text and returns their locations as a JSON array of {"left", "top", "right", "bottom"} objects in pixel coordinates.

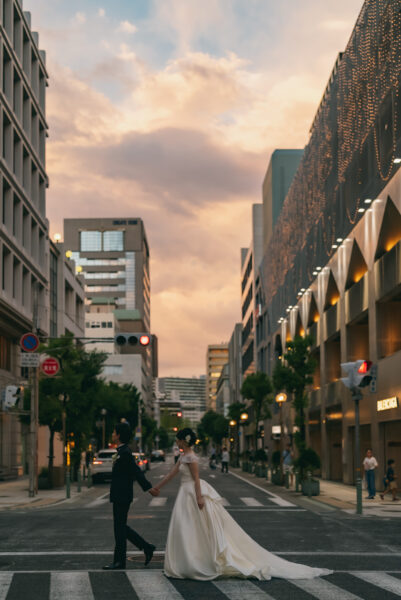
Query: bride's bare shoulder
[{"left": 180, "top": 452, "right": 199, "bottom": 463}]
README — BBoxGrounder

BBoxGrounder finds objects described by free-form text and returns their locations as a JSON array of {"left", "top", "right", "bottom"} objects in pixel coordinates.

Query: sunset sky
[{"left": 25, "top": 0, "right": 363, "bottom": 377}]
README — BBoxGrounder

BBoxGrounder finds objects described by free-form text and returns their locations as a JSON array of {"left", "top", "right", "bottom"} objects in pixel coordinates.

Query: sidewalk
[
  {"left": 230, "top": 467, "right": 401, "bottom": 516},
  {"left": 0, "top": 476, "right": 94, "bottom": 511}
]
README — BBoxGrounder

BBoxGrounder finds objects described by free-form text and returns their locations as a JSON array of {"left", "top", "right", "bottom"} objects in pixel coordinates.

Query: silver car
[{"left": 92, "top": 448, "right": 117, "bottom": 483}]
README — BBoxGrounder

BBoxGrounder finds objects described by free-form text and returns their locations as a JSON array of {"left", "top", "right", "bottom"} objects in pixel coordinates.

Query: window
[
  {"left": 0, "top": 335, "right": 11, "bottom": 371},
  {"left": 80, "top": 231, "right": 102, "bottom": 252},
  {"left": 103, "top": 365, "right": 123, "bottom": 375},
  {"left": 103, "top": 230, "right": 124, "bottom": 251},
  {"left": 107, "top": 322, "right": 112, "bottom": 328}
]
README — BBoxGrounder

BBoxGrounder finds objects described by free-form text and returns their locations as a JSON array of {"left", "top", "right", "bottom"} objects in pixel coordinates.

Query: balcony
[
  {"left": 375, "top": 239, "right": 401, "bottom": 300},
  {"left": 324, "top": 303, "right": 339, "bottom": 339},
  {"left": 345, "top": 273, "right": 368, "bottom": 323}
]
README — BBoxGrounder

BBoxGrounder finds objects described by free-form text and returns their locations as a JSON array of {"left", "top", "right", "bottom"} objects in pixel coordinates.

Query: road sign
[
  {"left": 20, "top": 333, "right": 39, "bottom": 353},
  {"left": 40, "top": 357, "right": 60, "bottom": 377},
  {"left": 20, "top": 353, "right": 40, "bottom": 367}
]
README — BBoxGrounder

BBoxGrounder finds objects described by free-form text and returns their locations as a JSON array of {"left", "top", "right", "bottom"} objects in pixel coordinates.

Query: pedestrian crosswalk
[{"left": 1, "top": 570, "right": 401, "bottom": 599}]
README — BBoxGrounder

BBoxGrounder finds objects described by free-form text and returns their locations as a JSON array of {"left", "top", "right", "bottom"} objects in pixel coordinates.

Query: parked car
[
  {"left": 133, "top": 452, "right": 150, "bottom": 472},
  {"left": 151, "top": 449, "right": 165, "bottom": 462},
  {"left": 92, "top": 448, "right": 117, "bottom": 483}
]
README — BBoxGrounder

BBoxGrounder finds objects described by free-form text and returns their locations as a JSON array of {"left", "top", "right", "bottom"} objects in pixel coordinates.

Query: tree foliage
[
  {"left": 200, "top": 410, "right": 229, "bottom": 446},
  {"left": 273, "top": 334, "right": 316, "bottom": 457},
  {"left": 240, "top": 372, "right": 273, "bottom": 449}
]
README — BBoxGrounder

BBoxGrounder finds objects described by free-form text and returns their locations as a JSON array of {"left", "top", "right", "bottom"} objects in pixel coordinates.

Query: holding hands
[{"left": 149, "top": 487, "right": 160, "bottom": 497}]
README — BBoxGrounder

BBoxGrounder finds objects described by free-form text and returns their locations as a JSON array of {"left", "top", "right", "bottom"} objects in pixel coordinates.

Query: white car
[{"left": 92, "top": 448, "right": 117, "bottom": 483}]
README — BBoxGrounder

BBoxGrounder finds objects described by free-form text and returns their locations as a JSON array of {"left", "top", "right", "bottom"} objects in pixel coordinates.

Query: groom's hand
[{"left": 149, "top": 488, "right": 160, "bottom": 497}]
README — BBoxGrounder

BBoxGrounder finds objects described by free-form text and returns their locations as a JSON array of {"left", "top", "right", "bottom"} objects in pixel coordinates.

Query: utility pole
[
  {"left": 352, "top": 388, "right": 363, "bottom": 515},
  {"left": 28, "top": 283, "right": 39, "bottom": 497}
]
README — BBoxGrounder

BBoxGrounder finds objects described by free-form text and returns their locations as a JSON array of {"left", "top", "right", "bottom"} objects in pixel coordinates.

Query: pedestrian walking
[
  {"left": 221, "top": 447, "right": 229, "bottom": 473},
  {"left": 380, "top": 459, "right": 399, "bottom": 502},
  {"left": 283, "top": 444, "right": 294, "bottom": 486},
  {"left": 209, "top": 446, "right": 217, "bottom": 470},
  {"left": 363, "top": 448, "right": 378, "bottom": 499},
  {"left": 173, "top": 444, "right": 180, "bottom": 464},
  {"left": 102, "top": 422, "right": 159, "bottom": 570}
]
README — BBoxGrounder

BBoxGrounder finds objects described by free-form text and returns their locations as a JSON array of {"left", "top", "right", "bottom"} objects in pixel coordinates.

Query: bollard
[
  {"left": 307, "top": 470, "right": 312, "bottom": 498},
  {"left": 295, "top": 469, "right": 300, "bottom": 493},
  {"left": 77, "top": 467, "right": 82, "bottom": 492},
  {"left": 285, "top": 470, "right": 289, "bottom": 489},
  {"left": 66, "top": 467, "right": 70, "bottom": 499},
  {"left": 87, "top": 464, "right": 92, "bottom": 488}
]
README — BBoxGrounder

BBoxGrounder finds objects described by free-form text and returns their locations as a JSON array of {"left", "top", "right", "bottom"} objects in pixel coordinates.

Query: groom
[{"left": 103, "top": 421, "right": 159, "bottom": 570}]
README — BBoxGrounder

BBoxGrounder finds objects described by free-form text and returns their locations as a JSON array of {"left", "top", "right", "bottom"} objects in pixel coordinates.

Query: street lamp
[
  {"left": 275, "top": 392, "right": 287, "bottom": 482},
  {"left": 229, "top": 420, "right": 237, "bottom": 465}
]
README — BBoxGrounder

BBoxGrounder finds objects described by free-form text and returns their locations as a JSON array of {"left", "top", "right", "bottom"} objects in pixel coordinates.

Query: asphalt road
[{"left": 0, "top": 456, "right": 401, "bottom": 599}]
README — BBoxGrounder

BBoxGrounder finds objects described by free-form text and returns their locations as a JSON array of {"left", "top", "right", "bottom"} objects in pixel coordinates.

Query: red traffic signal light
[
  {"left": 177, "top": 411, "right": 182, "bottom": 418},
  {"left": 357, "top": 360, "right": 372, "bottom": 374},
  {"left": 139, "top": 335, "right": 150, "bottom": 346}
]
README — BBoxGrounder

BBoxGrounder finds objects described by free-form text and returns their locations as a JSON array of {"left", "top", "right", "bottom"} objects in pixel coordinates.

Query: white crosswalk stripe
[
  {"left": 220, "top": 497, "right": 230, "bottom": 506},
  {"left": 50, "top": 572, "right": 94, "bottom": 600},
  {"left": 149, "top": 496, "right": 167, "bottom": 507},
  {"left": 214, "top": 579, "right": 276, "bottom": 599},
  {"left": 291, "top": 577, "right": 363, "bottom": 599},
  {"left": 0, "top": 570, "right": 400, "bottom": 598},
  {"left": 0, "top": 573, "right": 12, "bottom": 600},
  {"left": 352, "top": 571, "right": 401, "bottom": 596},
  {"left": 240, "top": 497, "right": 263, "bottom": 507},
  {"left": 126, "top": 570, "right": 184, "bottom": 599}
]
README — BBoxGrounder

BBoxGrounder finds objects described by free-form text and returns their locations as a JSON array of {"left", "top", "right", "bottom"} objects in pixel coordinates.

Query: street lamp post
[
  {"left": 101, "top": 408, "right": 107, "bottom": 449},
  {"left": 275, "top": 393, "right": 287, "bottom": 483},
  {"left": 229, "top": 420, "right": 237, "bottom": 466},
  {"left": 240, "top": 412, "right": 248, "bottom": 457}
]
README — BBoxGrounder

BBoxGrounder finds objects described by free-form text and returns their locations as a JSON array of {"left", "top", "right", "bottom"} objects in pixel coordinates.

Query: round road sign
[
  {"left": 40, "top": 357, "right": 60, "bottom": 377},
  {"left": 20, "top": 333, "right": 39, "bottom": 353}
]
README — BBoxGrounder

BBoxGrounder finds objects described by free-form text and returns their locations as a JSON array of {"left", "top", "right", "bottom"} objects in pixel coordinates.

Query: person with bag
[{"left": 380, "top": 459, "right": 399, "bottom": 502}]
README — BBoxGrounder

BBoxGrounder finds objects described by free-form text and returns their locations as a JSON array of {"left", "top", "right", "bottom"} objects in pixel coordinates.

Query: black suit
[{"left": 110, "top": 444, "right": 153, "bottom": 566}]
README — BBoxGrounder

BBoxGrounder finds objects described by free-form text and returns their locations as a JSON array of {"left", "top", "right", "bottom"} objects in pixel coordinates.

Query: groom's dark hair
[{"left": 115, "top": 422, "right": 131, "bottom": 444}]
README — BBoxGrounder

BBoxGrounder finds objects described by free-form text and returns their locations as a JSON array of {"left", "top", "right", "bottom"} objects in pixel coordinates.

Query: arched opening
[
  {"left": 324, "top": 272, "right": 340, "bottom": 310},
  {"left": 375, "top": 196, "right": 401, "bottom": 261},
  {"left": 345, "top": 240, "right": 368, "bottom": 291},
  {"left": 307, "top": 293, "right": 319, "bottom": 327}
]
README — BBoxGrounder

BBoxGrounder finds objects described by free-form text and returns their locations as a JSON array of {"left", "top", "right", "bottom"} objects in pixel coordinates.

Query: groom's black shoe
[
  {"left": 144, "top": 544, "right": 156, "bottom": 566},
  {"left": 102, "top": 562, "right": 125, "bottom": 570}
]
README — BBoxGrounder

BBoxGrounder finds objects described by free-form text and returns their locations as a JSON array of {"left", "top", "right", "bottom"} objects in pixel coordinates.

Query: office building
[
  {"left": 0, "top": 2, "right": 48, "bottom": 478},
  {"left": 260, "top": 0, "right": 401, "bottom": 484},
  {"left": 206, "top": 344, "right": 228, "bottom": 411},
  {"left": 156, "top": 376, "right": 206, "bottom": 425},
  {"left": 228, "top": 323, "right": 242, "bottom": 405}
]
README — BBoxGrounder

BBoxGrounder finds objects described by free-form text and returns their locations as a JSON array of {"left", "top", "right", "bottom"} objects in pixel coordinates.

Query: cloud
[
  {"left": 73, "top": 12, "right": 86, "bottom": 25},
  {"left": 98, "top": 8, "right": 105, "bottom": 18},
  {"left": 117, "top": 20, "right": 138, "bottom": 34}
]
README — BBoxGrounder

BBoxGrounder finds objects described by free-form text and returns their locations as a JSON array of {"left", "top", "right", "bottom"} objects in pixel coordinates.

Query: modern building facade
[
  {"left": 206, "top": 344, "right": 228, "bottom": 411},
  {"left": 156, "top": 376, "right": 206, "bottom": 425},
  {"left": 228, "top": 323, "right": 242, "bottom": 405},
  {"left": 63, "top": 218, "right": 150, "bottom": 331},
  {"left": 0, "top": 2, "right": 49, "bottom": 478},
  {"left": 215, "top": 363, "right": 230, "bottom": 416},
  {"left": 241, "top": 204, "right": 263, "bottom": 377},
  {"left": 260, "top": 0, "right": 401, "bottom": 486}
]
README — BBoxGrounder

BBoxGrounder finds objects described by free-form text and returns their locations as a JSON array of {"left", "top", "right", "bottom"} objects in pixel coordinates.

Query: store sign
[{"left": 377, "top": 397, "right": 398, "bottom": 412}]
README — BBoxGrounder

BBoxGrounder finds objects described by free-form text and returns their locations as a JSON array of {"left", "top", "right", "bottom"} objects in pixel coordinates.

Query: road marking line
[
  {"left": 1, "top": 550, "right": 400, "bottom": 557},
  {"left": 209, "top": 474, "right": 216, "bottom": 478},
  {"left": 86, "top": 493, "right": 109, "bottom": 508},
  {"left": 229, "top": 471, "right": 296, "bottom": 507},
  {"left": 214, "top": 579, "right": 276, "bottom": 599},
  {"left": 352, "top": 571, "right": 401, "bottom": 595},
  {"left": 291, "top": 578, "right": 363, "bottom": 599},
  {"left": 228, "top": 508, "right": 306, "bottom": 512},
  {"left": 50, "top": 572, "right": 94, "bottom": 600},
  {"left": 149, "top": 497, "right": 167, "bottom": 507},
  {"left": 0, "top": 573, "right": 12, "bottom": 600},
  {"left": 126, "top": 570, "right": 184, "bottom": 599},
  {"left": 240, "top": 497, "right": 263, "bottom": 507}
]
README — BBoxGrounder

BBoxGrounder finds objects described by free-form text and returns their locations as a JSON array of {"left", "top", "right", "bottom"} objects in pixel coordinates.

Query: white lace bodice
[{"left": 179, "top": 452, "right": 198, "bottom": 483}]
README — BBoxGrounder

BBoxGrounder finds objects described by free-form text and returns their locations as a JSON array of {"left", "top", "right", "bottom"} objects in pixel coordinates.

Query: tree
[
  {"left": 273, "top": 334, "right": 316, "bottom": 458},
  {"left": 227, "top": 401, "right": 247, "bottom": 423},
  {"left": 94, "top": 382, "right": 141, "bottom": 448},
  {"left": 240, "top": 372, "right": 273, "bottom": 450},
  {"left": 200, "top": 410, "right": 229, "bottom": 447}
]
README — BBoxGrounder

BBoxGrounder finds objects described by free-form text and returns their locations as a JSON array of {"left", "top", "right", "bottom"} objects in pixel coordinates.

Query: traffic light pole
[
  {"left": 352, "top": 389, "right": 363, "bottom": 515},
  {"left": 28, "top": 285, "right": 39, "bottom": 498}
]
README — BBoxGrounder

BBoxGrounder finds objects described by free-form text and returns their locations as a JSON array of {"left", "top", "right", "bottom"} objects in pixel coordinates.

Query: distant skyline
[{"left": 25, "top": 0, "right": 363, "bottom": 376}]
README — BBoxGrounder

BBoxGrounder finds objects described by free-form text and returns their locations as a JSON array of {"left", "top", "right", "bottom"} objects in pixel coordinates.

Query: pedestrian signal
[
  {"left": 341, "top": 360, "right": 373, "bottom": 390},
  {"left": 115, "top": 333, "right": 151, "bottom": 347},
  {"left": 3, "top": 385, "right": 24, "bottom": 409}
]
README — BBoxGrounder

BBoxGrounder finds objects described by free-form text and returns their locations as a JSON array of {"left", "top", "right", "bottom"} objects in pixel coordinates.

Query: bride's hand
[{"left": 197, "top": 495, "right": 205, "bottom": 510}]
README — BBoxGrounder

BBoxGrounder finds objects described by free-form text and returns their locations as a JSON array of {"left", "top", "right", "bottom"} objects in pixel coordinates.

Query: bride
[{"left": 154, "top": 427, "right": 332, "bottom": 581}]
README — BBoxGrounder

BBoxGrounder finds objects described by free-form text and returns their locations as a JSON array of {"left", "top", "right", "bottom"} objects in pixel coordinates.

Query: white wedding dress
[{"left": 164, "top": 453, "right": 332, "bottom": 581}]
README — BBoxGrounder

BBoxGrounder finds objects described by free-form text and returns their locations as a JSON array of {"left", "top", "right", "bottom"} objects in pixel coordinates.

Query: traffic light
[
  {"left": 115, "top": 333, "right": 151, "bottom": 347},
  {"left": 341, "top": 360, "right": 373, "bottom": 390},
  {"left": 3, "top": 385, "right": 24, "bottom": 409}
]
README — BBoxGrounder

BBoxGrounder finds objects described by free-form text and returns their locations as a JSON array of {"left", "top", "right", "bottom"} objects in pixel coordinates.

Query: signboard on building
[{"left": 377, "top": 397, "right": 398, "bottom": 412}]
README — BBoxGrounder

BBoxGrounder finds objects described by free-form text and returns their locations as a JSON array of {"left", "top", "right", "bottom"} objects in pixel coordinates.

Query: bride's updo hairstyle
[{"left": 176, "top": 428, "right": 197, "bottom": 447}]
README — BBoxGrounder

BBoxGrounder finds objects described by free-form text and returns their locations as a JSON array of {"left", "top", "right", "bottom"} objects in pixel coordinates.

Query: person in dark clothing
[
  {"left": 380, "top": 459, "right": 398, "bottom": 502},
  {"left": 103, "top": 422, "right": 159, "bottom": 570}
]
